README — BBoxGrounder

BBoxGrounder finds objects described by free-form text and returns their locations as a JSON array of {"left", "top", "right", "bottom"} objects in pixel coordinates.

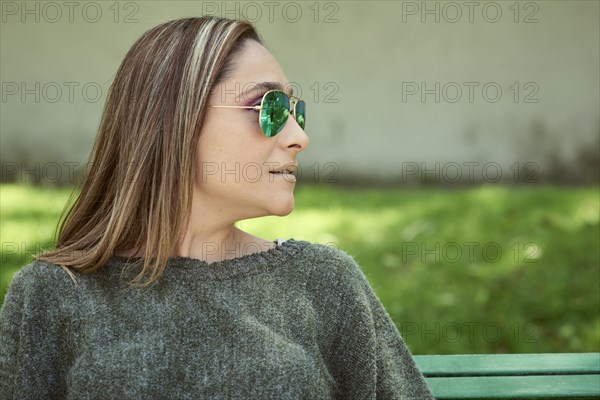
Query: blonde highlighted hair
[{"left": 34, "top": 16, "right": 263, "bottom": 289}]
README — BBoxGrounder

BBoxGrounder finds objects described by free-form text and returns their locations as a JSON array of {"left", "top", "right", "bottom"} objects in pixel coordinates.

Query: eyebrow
[{"left": 241, "top": 82, "right": 294, "bottom": 100}]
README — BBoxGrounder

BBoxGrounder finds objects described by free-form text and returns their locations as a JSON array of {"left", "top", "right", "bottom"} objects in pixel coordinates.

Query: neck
[
  {"left": 115, "top": 189, "right": 276, "bottom": 262},
  {"left": 175, "top": 224, "right": 240, "bottom": 263}
]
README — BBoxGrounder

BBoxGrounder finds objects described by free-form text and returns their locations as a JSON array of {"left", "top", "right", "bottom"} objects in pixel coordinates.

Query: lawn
[{"left": 1, "top": 183, "right": 598, "bottom": 355}]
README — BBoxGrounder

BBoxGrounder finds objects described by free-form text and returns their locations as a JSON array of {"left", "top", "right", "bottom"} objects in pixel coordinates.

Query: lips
[
  {"left": 269, "top": 163, "right": 297, "bottom": 176},
  {"left": 269, "top": 169, "right": 295, "bottom": 176}
]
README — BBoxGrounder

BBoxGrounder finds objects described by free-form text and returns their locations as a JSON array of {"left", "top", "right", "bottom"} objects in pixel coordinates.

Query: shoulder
[
  {"left": 4, "top": 260, "right": 78, "bottom": 303},
  {"left": 13, "top": 259, "right": 76, "bottom": 283},
  {"left": 290, "top": 239, "right": 359, "bottom": 268},
  {"left": 289, "top": 239, "right": 372, "bottom": 296},
  {"left": 1, "top": 260, "right": 79, "bottom": 332}
]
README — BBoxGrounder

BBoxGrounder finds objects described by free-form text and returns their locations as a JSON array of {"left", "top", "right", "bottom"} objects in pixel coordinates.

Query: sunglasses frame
[{"left": 210, "top": 89, "right": 305, "bottom": 137}]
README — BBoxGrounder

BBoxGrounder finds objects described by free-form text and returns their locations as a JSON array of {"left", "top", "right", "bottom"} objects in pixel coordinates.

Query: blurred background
[{"left": 1, "top": 1, "right": 598, "bottom": 355}]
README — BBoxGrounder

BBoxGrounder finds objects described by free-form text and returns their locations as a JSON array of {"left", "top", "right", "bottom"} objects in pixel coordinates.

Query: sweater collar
[{"left": 106, "top": 238, "right": 306, "bottom": 281}]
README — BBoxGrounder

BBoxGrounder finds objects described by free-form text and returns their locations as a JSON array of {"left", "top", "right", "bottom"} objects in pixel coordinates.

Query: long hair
[{"left": 34, "top": 16, "right": 263, "bottom": 289}]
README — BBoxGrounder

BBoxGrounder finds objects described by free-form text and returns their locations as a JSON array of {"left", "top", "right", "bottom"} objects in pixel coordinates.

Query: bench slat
[
  {"left": 424, "top": 375, "right": 600, "bottom": 399},
  {"left": 414, "top": 353, "right": 600, "bottom": 376}
]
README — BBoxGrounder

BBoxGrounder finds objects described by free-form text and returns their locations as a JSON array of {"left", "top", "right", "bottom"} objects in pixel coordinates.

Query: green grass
[{"left": 1, "top": 183, "right": 598, "bottom": 355}]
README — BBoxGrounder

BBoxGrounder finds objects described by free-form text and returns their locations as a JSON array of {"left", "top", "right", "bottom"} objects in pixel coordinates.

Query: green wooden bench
[{"left": 413, "top": 353, "right": 600, "bottom": 399}]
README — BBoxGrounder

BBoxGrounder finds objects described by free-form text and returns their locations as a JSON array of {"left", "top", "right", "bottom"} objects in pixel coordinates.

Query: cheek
[
  {"left": 194, "top": 139, "right": 273, "bottom": 187},
  {"left": 202, "top": 111, "right": 262, "bottom": 147},
  {"left": 196, "top": 113, "right": 276, "bottom": 179}
]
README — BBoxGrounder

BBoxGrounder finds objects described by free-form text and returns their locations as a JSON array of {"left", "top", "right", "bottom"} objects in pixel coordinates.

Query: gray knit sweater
[{"left": 0, "top": 239, "right": 434, "bottom": 399}]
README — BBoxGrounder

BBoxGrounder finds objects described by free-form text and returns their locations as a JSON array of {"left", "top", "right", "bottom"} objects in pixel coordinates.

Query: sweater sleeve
[
  {"left": 325, "top": 250, "right": 434, "bottom": 400},
  {"left": 0, "top": 262, "right": 71, "bottom": 399}
]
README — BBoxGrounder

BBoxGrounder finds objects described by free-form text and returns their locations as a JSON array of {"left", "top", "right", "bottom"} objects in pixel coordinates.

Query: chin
[{"left": 269, "top": 197, "right": 295, "bottom": 216}]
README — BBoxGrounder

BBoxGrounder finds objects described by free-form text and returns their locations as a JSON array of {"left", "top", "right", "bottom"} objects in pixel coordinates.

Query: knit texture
[{"left": 0, "top": 239, "right": 434, "bottom": 399}]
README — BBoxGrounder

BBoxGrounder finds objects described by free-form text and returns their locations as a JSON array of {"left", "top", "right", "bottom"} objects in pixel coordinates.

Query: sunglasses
[{"left": 211, "top": 90, "right": 306, "bottom": 137}]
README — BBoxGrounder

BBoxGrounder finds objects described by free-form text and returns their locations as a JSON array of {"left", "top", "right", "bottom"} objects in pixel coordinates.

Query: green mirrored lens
[
  {"left": 295, "top": 100, "right": 306, "bottom": 130},
  {"left": 260, "top": 91, "right": 289, "bottom": 137}
]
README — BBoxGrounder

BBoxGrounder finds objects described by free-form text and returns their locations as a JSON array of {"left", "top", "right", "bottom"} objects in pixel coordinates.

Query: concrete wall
[{"left": 1, "top": 1, "right": 598, "bottom": 185}]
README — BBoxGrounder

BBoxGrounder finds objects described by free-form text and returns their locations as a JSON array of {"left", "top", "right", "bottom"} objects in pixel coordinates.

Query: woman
[{"left": 0, "top": 16, "right": 434, "bottom": 399}]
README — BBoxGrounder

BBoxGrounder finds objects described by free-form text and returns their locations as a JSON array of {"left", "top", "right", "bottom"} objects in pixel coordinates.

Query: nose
[{"left": 279, "top": 112, "right": 309, "bottom": 151}]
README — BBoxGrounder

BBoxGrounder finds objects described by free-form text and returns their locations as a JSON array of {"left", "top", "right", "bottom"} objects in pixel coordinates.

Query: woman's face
[{"left": 195, "top": 40, "right": 309, "bottom": 222}]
